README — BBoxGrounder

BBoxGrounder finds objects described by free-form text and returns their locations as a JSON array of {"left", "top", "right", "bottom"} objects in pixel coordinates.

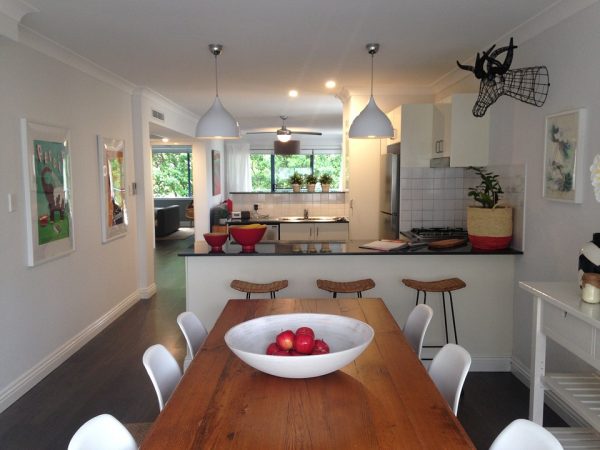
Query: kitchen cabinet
[
  {"left": 279, "top": 222, "right": 349, "bottom": 241},
  {"left": 520, "top": 281, "right": 600, "bottom": 447},
  {"left": 392, "top": 94, "right": 490, "bottom": 167}
]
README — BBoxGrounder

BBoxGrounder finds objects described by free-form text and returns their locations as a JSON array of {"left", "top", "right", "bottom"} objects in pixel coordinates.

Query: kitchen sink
[{"left": 278, "top": 216, "right": 343, "bottom": 222}]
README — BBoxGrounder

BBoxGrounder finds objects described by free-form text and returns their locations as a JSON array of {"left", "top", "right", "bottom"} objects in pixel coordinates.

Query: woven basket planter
[{"left": 467, "top": 206, "right": 513, "bottom": 250}]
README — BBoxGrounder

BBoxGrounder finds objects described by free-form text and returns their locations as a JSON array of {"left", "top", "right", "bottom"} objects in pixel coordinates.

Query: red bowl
[
  {"left": 203, "top": 233, "right": 228, "bottom": 252},
  {"left": 229, "top": 226, "right": 267, "bottom": 252}
]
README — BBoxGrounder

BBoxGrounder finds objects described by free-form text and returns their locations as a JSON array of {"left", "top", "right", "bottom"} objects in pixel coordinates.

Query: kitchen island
[{"left": 181, "top": 240, "right": 521, "bottom": 370}]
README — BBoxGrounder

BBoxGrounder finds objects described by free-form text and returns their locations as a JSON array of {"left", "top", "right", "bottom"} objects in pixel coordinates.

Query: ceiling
[{"left": 20, "top": 0, "right": 559, "bottom": 139}]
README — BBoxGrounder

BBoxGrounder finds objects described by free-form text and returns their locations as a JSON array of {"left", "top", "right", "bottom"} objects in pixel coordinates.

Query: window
[
  {"left": 250, "top": 149, "right": 342, "bottom": 192},
  {"left": 152, "top": 145, "right": 193, "bottom": 197}
]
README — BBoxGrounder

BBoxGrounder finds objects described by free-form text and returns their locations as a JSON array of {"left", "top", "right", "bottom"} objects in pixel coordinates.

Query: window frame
[{"left": 151, "top": 145, "right": 193, "bottom": 198}]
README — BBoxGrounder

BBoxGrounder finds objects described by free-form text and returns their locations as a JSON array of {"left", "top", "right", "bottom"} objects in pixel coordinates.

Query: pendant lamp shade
[
  {"left": 348, "top": 96, "right": 393, "bottom": 139},
  {"left": 195, "top": 44, "right": 240, "bottom": 139},
  {"left": 195, "top": 97, "right": 239, "bottom": 139},
  {"left": 348, "top": 43, "right": 393, "bottom": 139}
]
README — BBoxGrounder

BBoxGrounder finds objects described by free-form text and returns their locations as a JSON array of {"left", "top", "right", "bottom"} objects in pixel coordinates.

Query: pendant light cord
[
  {"left": 214, "top": 53, "right": 219, "bottom": 98},
  {"left": 370, "top": 52, "right": 374, "bottom": 97}
]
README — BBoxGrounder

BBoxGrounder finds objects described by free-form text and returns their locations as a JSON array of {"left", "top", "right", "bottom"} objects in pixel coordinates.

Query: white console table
[{"left": 520, "top": 281, "right": 600, "bottom": 447}]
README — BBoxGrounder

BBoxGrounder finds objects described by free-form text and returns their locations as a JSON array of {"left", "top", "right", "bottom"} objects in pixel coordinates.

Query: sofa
[{"left": 154, "top": 205, "right": 180, "bottom": 237}]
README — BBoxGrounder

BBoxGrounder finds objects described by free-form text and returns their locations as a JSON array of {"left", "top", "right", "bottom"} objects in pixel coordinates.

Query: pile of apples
[{"left": 265, "top": 326, "right": 330, "bottom": 356}]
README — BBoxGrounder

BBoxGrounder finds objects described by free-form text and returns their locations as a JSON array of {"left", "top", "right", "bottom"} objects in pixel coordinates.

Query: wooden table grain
[{"left": 140, "top": 298, "right": 475, "bottom": 449}]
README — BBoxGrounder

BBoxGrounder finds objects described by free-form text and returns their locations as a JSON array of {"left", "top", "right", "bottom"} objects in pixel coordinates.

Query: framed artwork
[
  {"left": 543, "top": 108, "right": 586, "bottom": 203},
  {"left": 212, "top": 149, "right": 221, "bottom": 195},
  {"left": 20, "top": 119, "right": 74, "bottom": 266},
  {"left": 98, "top": 136, "right": 128, "bottom": 242}
]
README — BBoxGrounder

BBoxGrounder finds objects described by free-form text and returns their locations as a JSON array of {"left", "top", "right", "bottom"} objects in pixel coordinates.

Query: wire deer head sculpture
[{"left": 457, "top": 38, "right": 549, "bottom": 117}]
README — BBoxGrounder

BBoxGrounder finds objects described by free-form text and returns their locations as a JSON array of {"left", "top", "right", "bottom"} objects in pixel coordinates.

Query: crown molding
[
  {"left": 133, "top": 87, "right": 199, "bottom": 124},
  {"left": 0, "top": 0, "right": 36, "bottom": 40},
  {"left": 431, "top": 0, "right": 599, "bottom": 94}
]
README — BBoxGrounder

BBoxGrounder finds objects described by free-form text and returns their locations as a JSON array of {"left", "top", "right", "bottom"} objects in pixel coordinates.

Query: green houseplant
[
  {"left": 289, "top": 172, "right": 303, "bottom": 192},
  {"left": 467, "top": 166, "right": 512, "bottom": 250},
  {"left": 319, "top": 173, "right": 333, "bottom": 192},
  {"left": 305, "top": 174, "right": 318, "bottom": 192}
]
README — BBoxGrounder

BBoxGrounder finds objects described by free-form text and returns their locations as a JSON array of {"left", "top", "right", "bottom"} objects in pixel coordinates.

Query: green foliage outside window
[
  {"left": 250, "top": 152, "right": 342, "bottom": 191},
  {"left": 152, "top": 152, "right": 193, "bottom": 197}
]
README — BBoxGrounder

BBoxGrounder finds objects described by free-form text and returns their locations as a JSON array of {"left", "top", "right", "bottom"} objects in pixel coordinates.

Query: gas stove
[{"left": 402, "top": 227, "right": 468, "bottom": 242}]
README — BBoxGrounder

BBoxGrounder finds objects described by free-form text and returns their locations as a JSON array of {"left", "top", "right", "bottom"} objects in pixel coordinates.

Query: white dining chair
[
  {"left": 489, "top": 419, "right": 563, "bottom": 450},
  {"left": 143, "top": 344, "right": 182, "bottom": 411},
  {"left": 68, "top": 414, "right": 137, "bottom": 450},
  {"left": 428, "top": 343, "right": 471, "bottom": 415},
  {"left": 403, "top": 304, "right": 433, "bottom": 359},
  {"left": 177, "top": 311, "right": 208, "bottom": 371}
]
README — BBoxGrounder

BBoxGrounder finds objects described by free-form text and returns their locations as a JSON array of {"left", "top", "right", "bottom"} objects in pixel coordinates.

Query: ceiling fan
[{"left": 246, "top": 115, "right": 322, "bottom": 142}]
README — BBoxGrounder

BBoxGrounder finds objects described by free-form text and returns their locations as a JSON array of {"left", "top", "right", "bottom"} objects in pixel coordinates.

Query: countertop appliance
[
  {"left": 379, "top": 143, "right": 401, "bottom": 239},
  {"left": 403, "top": 227, "right": 468, "bottom": 242}
]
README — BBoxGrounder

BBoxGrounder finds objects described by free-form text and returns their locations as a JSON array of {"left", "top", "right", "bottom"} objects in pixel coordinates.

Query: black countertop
[
  {"left": 180, "top": 240, "right": 523, "bottom": 257},
  {"left": 227, "top": 217, "right": 349, "bottom": 225}
]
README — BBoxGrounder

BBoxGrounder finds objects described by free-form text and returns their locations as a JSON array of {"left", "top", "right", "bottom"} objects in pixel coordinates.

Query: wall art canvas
[
  {"left": 212, "top": 149, "right": 221, "bottom": 196},
  {"left": 20, "top": 119, "right": 74, "bottom": 266},
  {"left": 543, "top": 109, "right": 586, "bottom": 203},
  {"left": 98, "top": 136, "right": 127, "bottom": 242}
]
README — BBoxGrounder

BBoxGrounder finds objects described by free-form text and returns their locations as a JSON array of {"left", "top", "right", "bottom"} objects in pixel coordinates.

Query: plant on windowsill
[
  {"left": 289, "top": 172, "right": 304, "bottom": 193},
  {"left": 467, "top": 166, "right": 513, "bottom": 250},
  {"left": 319, "top": 173, "right": 333, "bottom": 192},
  {"left": 305, "top": 174, "right": 318, "bottom": 192}
]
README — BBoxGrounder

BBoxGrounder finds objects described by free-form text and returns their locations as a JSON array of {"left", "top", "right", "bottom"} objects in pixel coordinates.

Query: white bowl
[{"left": 224, "top": 313, "right": 374, "bottom": 378}]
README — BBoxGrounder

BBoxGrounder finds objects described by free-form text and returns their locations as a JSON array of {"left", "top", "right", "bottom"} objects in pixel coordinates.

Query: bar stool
[
  {"left": 230, "top": 279, "right": 288, "bottom": 299},
  {"left": 316, "top": 278, "right": 375, "bottom": 298},
  {"left": 401, "top": 277, "right": 466, "bottom": 350}
]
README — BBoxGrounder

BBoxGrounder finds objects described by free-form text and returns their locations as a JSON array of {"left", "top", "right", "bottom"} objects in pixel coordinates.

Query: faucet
[{"left": 303, "top": 209, "right": 309, "bottom": 219}]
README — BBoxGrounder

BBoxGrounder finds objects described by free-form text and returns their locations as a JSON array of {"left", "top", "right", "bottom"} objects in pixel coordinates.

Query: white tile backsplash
[{"left": 230, "top": 192, "right": 348, "bottom": 218}]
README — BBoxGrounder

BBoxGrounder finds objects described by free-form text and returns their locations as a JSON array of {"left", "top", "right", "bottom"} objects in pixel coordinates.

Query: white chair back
[
  {"left": 428, "top": 343, "right": 471, "bottom": 415},
  {"left": 177, "top": 311, "right": 208, "bottom": 357},
  {"left": 68, "top": 414, "right": 137, "bottom": 450},
  {"left": 403, "top": 304, "right": 433, "bottom": 358},
  {"left": 143, "top": 344, "right": 182, "bottom": 411},
  {"left": 490, "top": 419, "right": 563, "bottom": 450}
]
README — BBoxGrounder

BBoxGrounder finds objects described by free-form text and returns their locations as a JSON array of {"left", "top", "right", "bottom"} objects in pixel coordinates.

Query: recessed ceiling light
[
  {"left": 288, "top": 89, "right": 298, "bottom": 98},
  {"left": 325, "top": 80, "right": 336, "bottom": 89},
  {"left": 161, "top": 137, "right": 169, "bottom": 143}
]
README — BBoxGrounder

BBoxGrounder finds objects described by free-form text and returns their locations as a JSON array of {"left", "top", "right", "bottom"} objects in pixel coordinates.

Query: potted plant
[
  {"left": 289, "top": 172, "right": 303, "bottom": 192},
  {"left": 467, "top": 167, "right": 513, "bottom": 250},
  {"left": 305, "top": 174, "right": 318, "bottom": 192},
  {"left": 319, "top": 173, "right": 333, "bottom": 192}
]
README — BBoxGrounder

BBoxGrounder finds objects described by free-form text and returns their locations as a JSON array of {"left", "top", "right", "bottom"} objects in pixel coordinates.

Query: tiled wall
[
  {"left": 230, "top": 193, "right": 348, "bottom": 218},
  {"left": 399, "top": 165, "right": 525, "bottom": 238}
]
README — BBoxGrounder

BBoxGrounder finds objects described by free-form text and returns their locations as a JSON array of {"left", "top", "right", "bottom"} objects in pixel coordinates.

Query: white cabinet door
[
  {"left": 279, "top": 223, "right": 314, "bottom": 240},
  {"left": 315, "top": 223, "right": 349, "bottom": 241},
  {"left": 400, "top": 104, "right": 434, "bottom": 167},
  {"left": 448, "top": 94, "right": 490, "bottom": 167}
]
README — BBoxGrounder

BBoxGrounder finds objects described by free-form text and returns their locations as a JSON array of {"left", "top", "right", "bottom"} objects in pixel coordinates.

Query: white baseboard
[
  {"left": 421, "top": 349, "right": 511, "bottom": 372},
  {"left": 138, "top": 282, "right": 157, "bottom": 299},
  {"left": 0, "top": 290, "right": 141, "bottom": 414},
  {"left": 511, "top": 357, "right": 589, "bottom": 427}
]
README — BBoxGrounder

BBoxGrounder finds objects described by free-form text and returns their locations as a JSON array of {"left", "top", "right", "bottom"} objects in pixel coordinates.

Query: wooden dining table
[{"left": 140, "top": 298, "right": 475, "bottom": 449}]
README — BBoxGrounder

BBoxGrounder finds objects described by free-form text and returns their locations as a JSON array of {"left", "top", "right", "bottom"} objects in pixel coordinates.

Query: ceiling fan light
[
  {"left": 348, "top": 96, "right": 393, "bottom": 139},
  {"left": 195, "top": 96, "right": 240, "bottom": 139},
  {"left": 277, "top": 134, "right": 292, "bottom": 143}
]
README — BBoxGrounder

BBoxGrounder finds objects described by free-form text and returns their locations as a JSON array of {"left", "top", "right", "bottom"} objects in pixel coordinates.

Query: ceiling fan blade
[
  {"left": 245, "top": 131, "right": 276, "bottom": 134},
  {"left": 290, "top": 131, "right": 323, "bottom": 136}
]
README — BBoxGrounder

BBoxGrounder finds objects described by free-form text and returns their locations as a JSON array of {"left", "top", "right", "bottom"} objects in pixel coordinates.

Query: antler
[
  {"left": 456, "top": 43, "right": 496, "bottom": 80},
  {"left": 484, "top": 37, "right": 517, "bottom": 79}
]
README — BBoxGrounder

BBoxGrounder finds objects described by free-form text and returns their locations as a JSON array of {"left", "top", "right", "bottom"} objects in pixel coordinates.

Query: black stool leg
[
  {"left": 449, "top": 291, "right": 458, "bottom": 344},
  {"left": 333, "top": 292, "right": 337, "bottom": 299},
  {"left": 441, "top": 292, "right": 449, "bottom": 344},
  {"left": 357, "top": 291, "right": 362, "bottom": 298},
  {"left": 423, "top": 291, "right": 427, "bottom": 305},
  {"left": 246, "top": 293, "right": 251, "bottom": 300},
  {"left": 415, "top": 290, "right": 420, "bottom": 306}
]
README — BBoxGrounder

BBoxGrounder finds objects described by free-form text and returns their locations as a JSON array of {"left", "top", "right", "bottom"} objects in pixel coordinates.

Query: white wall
[
  {"left": 488, "top": 4, "right": 600, "bottom": 374},
  {"left": 0, "top": 36, "right": 139, "bottom": 411}
]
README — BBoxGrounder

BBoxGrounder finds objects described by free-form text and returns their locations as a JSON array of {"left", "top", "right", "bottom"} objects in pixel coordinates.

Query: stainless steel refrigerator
[{"left": 379, "top": 143, "right": 400, "bottom": 239}]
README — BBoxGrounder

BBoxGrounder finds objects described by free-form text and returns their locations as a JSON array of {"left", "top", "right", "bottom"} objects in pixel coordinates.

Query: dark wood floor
[{"left": 0, "top": 237, "right": 566, "bottom": 449}]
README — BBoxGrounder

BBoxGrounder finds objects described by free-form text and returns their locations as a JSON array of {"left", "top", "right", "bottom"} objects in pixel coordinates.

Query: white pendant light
[
  {"left": 195, "top": 44, "right": 240, "bottom": 139},
  {"left": 348, "top": 43, "right": 393, "bottom": 139}
]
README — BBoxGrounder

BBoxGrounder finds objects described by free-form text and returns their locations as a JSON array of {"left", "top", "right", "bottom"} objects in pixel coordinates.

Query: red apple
[
  {"left": 265, "top": 342, "right": 279, "bottom": 355},
  {"left": 295, "top": 326, "right": 315, "bottom": 339},
  {"left": 274, "top": 350, "right": 291, "bottom": 356},
  {"left": 276, "top": 330, "right": 295, "bottom": 350},
  {"left": 312, "top": 339, "right": 330, "bottom": 354},
  {"left": 294, "top": 333, "right": 315, "bottom": 354},
  {"left": 290, "top": 350, "right": 304, "bottom": 356}
]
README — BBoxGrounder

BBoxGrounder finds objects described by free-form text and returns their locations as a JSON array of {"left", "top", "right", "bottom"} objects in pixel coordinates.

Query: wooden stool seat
[
  {"left": 402, "top": 277, "right": 466, "bottom": 357},
  {"left": 230, "top": 279, "right": 288, "bottom": 299},
  {"left": 401, "top": 278, "right": 466, "bottom": 293},
  {"left": 316, "top": 278, "right": 375, "bottom": 298}
]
